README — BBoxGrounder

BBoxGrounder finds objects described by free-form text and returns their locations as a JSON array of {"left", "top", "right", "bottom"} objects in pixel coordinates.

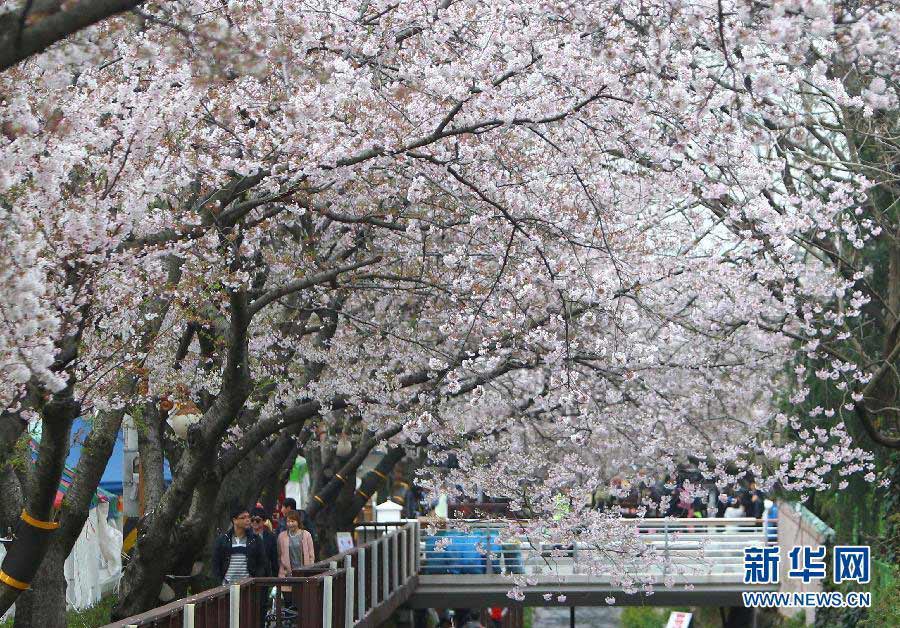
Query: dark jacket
[
  {"left": 211, "top": 528, "right": 265, "bottom": 583},
  {"left": 259, "top": 528, "right": 278, "bottom": 577}
]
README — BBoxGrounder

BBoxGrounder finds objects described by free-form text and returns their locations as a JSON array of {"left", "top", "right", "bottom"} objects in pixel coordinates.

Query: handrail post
[
  {"left": 400, "top": 526, "right": 408, "bottom": 584},
  {"left": 358, "top": 547, "right": 366, "bottom": 619},
  {"left": 371, "top": 537, "right": 379, "bottom": 606},
  {"left": 344, "top": 555, "right": 355, "bottom": 628},
  {"left": 229, "top": 584, "right": 241, "bottom": 628},
  {"left": 663, "top": 520, "right": 670, "bottom": 577},
  {"left": 323, "top": 575, "right": 333, "bottom": 628},
  {"left": 382, "top": 536, "right": 389, "bottom": 601},
  {"left": 183, "top": 603, "right": 195, "bottom": 628},
  {"left": 407, "top": 523, "right": 415, "bottom": 577},
  {"left": 414, "top": 520, "right": 421, "bottom": 574},
  {"left": 392, "top": 531, "right": 399, "bottom": 592}
]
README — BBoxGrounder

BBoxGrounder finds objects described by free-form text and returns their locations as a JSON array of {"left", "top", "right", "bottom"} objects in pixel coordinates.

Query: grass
[
  {"left": 0, "top": 595, "right": 116, "bottom": 628},
  {"left": 620, "top": 606, "right": 674, "bottom": 628}
]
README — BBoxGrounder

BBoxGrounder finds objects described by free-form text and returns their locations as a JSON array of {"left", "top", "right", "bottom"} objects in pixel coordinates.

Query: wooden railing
[{"left": 104, "top": 521, "right": 420, "bottom": 628}]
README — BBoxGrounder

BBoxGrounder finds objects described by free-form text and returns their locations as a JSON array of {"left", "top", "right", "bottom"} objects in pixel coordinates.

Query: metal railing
[
  {"left": 416, "top": 517, "right": 777, "bottom": 582},
  {"left": 104, "top": 516, "right": 776, "bottom": 626},
  {"left": 104, "top": 521, "right": 420, "bottom": 628}
]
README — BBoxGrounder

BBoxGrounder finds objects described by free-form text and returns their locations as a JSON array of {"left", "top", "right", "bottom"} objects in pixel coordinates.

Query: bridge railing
[
  {"left": 414, "top": 517, "right": 777, "bottom": 582},
  {"left": 104, "top": 521, "right": 420, "bottom": 628}
]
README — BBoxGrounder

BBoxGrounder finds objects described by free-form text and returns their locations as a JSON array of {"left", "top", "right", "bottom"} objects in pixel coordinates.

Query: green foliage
[
  {"left": 0, "top": 595, "right": 116, "bottom": 628},
  {"left": 780, "top": 612, "right": 807, "bottom": 628},
  {"left": 859, "top": 578, "right": 900, "bottom": 628},
  {"left": 621, "top": 606, "right": 670, "bottom": 628},
  {"left": 523, "top": 607, "right": 534, "bottom": 628}
]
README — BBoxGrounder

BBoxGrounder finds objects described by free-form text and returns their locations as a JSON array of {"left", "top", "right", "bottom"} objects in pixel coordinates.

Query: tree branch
[{"left": 0, "top": 0, "right": 145, "bottom": 72}]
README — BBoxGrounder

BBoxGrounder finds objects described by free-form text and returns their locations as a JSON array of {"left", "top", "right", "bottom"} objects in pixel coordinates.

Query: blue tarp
[
  {"left": 66, "top": 418, "right": 172, "bottom": 495},
  {"left": 422, "top": 530, "right": 514, "bottom": 575}
]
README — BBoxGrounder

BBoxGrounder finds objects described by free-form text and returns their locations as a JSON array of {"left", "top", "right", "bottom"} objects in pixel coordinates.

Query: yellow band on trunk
[
  {"left": 21, "top": 510, "right": 59, "bottom": 530},
  {"left": 0, "top": 571, "right": 29, "bottom": 591}
]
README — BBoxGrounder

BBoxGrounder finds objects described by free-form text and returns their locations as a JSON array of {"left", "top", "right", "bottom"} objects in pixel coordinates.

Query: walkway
[{"left": 104, "top": 517, "right": 777, "bottom": 627}]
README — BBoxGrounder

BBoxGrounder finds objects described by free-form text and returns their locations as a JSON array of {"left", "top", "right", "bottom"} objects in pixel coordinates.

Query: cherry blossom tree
[{"left": 1, "top": 0, "right": 897, "bottom": 622}]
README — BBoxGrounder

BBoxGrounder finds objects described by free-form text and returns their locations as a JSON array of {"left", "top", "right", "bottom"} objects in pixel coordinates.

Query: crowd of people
[
  {"left": 211, "top": 498, "right": 316, "bottom": 586},
  {"left": 209, "top": 499, "right": 318, "bottom": 622},
  {"left": 593, "top": 473, "right": 778, "bottom": 525},
  {"left": 204, "top": 470, "right": 780, "bottom": 627}
]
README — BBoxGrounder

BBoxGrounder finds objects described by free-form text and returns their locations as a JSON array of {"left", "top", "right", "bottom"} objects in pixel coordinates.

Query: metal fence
[
  {"left": 414, "top": 517, "right": 777, "bottom": 582},
  {"left": 104, "top": 521, "right": 420, "bottom": 628}
]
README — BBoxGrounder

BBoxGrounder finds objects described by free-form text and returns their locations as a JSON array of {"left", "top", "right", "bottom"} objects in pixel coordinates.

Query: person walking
[
  {"left": 746, "top": 481, "right": 765, "bottom": 519},
  {"left": 249, "top": 505, "right": 278, "bottom": 620},
  {"left": 278, "top": 511, "right": 315, "bottom": 576},
  {"left": 275, "top": 498, "right": 297, "bottom": 533},
  {"left": 723, "top": 496, "right": 746, "bottom": 535},
  {"left": 212, "top": 506, "right": 266, "bottom": 585},
  {"left": 251, "top": 505, "right": 279, "bottom": 576},
  {"left": 276, "top": 498, "right": 317, "bottom": 541},
  {"left": 764, "top": 499, "right": 779, "bottom": 543}
]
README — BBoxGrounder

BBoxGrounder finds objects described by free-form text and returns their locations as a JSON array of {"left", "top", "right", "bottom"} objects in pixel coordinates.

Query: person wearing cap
[
  {"left": 211, "top": 506, "right": 266, "bottom": 585},
  {"left": 250, "top": 505, "right": 279, "bottom": 576}
]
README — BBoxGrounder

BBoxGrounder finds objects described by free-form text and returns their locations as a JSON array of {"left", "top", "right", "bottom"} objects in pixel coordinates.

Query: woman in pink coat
[{"left": 277, "top": 510, "right": 315, "bottom": 577}]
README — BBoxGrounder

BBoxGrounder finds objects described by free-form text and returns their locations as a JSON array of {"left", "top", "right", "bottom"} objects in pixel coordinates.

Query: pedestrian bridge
[{"left": 105, "top": 517, "right": 777, "bottom": 627}]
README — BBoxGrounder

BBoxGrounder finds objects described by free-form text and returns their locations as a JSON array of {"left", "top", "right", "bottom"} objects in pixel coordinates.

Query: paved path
[{"left": 531, "top": 606, "right": 622, "bottom": 627}]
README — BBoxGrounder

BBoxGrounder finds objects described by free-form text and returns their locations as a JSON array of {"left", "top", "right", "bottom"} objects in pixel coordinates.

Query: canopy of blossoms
[{"left": 2, "top": 0, "right": 897, "bottom": 601}]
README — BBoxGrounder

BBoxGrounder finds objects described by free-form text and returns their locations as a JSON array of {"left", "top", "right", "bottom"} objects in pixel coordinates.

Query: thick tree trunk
[
  {"left": 260, "top": 441, "right": 298, "bottom": 515},
  {"left": 14, "top": 409, "right": 126, "bottom": 625},
  {"left": 0, "top": 391, "right": 78, "bottom": 616},
  {"left": 12, "top": 542, "right": 67, "bottom": 628},
  {"left": 0, "top": 413, "right": 27, "bottom": 473},
  {"left": 137, "top": 403, "right": 167, "bottom": 510},
  {"left": 313, "top": 509, "right": 340, "bottom": 560},
  {"left": 0, "top": 464, "right": 24, "bottom": 535},
  {"left": 114, "top": 291, "right": 253, "bottom": 619}
]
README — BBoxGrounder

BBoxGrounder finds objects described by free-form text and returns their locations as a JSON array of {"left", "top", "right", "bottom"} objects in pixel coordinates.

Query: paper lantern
[
  {"left": 167, "top": 401, "right": 201, "bottom": 439},
  {"left": 335, "top": 433, "right": 352, "bottom": 458}
]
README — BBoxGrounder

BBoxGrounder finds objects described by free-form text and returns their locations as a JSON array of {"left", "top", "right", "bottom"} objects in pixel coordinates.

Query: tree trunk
[
  {"left": 15, "top": 408, "right": 127, "bottom": 626},
  {"left": 113, "top": 290, "right": 253, "bottom": 620},
  {"left": 313, "top": 508, "right": 340, "bottom": 560},
  {"left": 113, "top": 523, "right": 173, "bottom": 619},
  {"left": 0, "top": 0, "right": 147, "bottom": 72},
  {"left": 0, "top": 391, "right": 78, "bottom": 616},
  {"left": 12, "top": 542, "right": 67, "bottom": 628},
  {"left": 137, "top": 402, "right": 167, "bottom": 510}
]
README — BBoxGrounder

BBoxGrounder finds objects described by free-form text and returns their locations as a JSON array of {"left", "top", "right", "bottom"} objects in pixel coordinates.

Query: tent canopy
[
  {"left": 35, "top": 417, "right": 174, "bottom": 496},
  {"left": 68, "top": 418, "right": 173, "bottom": 494}
]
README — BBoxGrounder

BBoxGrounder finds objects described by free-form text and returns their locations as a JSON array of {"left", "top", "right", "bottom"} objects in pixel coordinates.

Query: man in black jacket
[
  {"left": 250, "top": 505, "right": 278, "bottom": 576},
  {"left": 212, "top": 506, "right": 266, "bottom": 585}
]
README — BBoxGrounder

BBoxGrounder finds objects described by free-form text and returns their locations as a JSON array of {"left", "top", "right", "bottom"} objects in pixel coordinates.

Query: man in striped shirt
[{"left": 212, "top": 506, "right": 265, "bottom": 585}]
